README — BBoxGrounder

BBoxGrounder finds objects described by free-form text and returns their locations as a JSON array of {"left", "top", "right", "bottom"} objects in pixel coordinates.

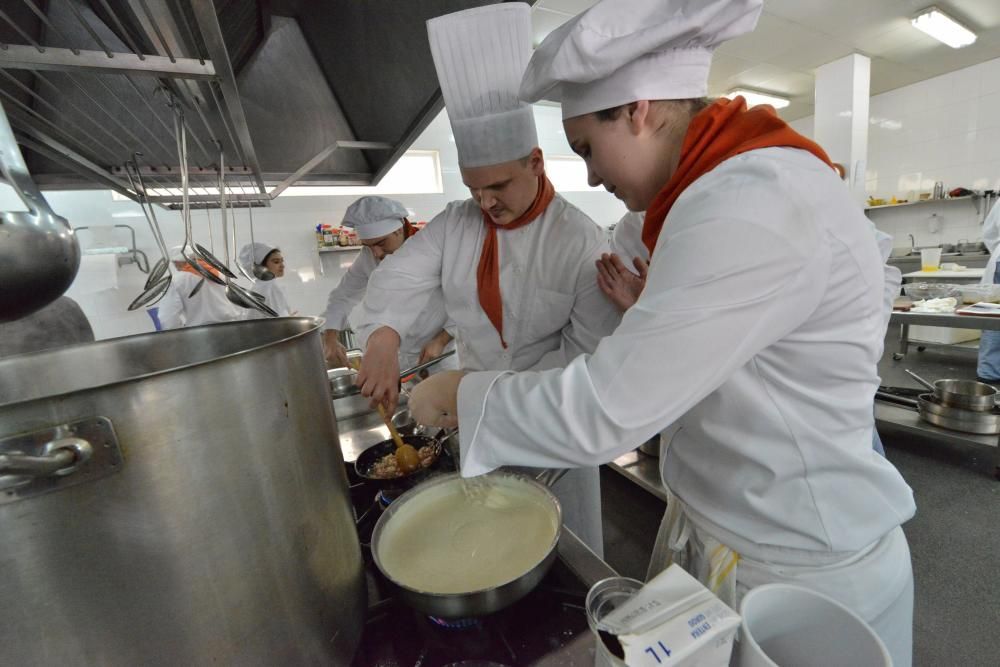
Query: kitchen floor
[{"left": 599, "top": 333, "right": 1000, "bottom": 667}]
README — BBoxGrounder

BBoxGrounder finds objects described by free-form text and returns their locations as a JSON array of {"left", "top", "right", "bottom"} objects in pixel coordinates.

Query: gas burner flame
[{"left": 427, "top": 615, "right": 480, "bottom": 629}]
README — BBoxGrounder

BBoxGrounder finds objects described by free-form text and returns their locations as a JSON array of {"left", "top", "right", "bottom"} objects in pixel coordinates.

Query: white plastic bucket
[{"left": 736, "top": 584, "right": 891, "bottom": 667}]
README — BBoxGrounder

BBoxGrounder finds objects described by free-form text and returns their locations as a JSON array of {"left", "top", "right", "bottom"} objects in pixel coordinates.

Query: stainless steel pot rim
[
  {"left": 0, "top": 317, "right": 324, "bottom": 409},
  {"left": 371, "top": 471, "right": 563, "bottom": 599}
]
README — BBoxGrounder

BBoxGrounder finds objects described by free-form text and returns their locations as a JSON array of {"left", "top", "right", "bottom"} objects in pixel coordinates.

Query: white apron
[{"left": 647, "top": 484, "right": 913, "bottom": 667}]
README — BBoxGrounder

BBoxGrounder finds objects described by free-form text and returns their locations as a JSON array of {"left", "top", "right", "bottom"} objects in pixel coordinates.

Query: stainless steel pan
[
  {"left": 371, "top": 470, "right": 563, "bottom": 618},
  {"left": 905, "top": 369, "right": 997, "bottom": 412}
]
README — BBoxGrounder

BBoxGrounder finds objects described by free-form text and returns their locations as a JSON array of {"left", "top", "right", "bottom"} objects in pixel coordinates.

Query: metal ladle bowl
[{"left": 0, "top": 100, "right": 79, "bottom": 322}]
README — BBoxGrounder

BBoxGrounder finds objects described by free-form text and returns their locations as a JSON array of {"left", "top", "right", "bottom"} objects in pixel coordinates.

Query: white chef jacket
[
  {"left": 157, "top": 271, "right": 242, "bottom": 329},
  {"left": 355, "top": 195, "right": 621, "bottom": 372},
  {"left": 243, "top": 279, "right": 291, "bottom": 319},
  {"left": 610, "top": 211, "right": 649, "bottom": 267},
  {"left": 456, "top": 147, "right": 916, "bottom": 559},
  {"left": 324, "top": 246, "right": 452, "bottom": 371},
  {"left": 355, "top": 194, "right": 621, "bottom": 555}
]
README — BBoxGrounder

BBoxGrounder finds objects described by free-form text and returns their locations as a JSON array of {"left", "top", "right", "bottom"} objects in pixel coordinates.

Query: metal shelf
[
  {"left": 866, "top": 194, "right": 979, "bottom": 213},
  {"left": 318, "top": 246, "right": 363, "bottom": 253}
]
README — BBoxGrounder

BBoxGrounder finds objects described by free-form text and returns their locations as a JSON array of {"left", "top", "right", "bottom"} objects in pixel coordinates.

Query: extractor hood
[{"left": 0, "top": 0, "right": 498, "bottom": 208}]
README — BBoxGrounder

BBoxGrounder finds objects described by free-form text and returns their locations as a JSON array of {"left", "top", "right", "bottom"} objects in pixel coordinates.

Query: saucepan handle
[{"left": 534, "top": 468, "right": 568, "bottom": 488}]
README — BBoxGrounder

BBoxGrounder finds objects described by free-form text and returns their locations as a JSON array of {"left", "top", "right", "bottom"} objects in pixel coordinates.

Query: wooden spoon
[
  {"left": 377, "top": 403, "right": 421, "bottom": 475},
  {"left": 350, "top": 358, "right": 421, "bottom": 474}
]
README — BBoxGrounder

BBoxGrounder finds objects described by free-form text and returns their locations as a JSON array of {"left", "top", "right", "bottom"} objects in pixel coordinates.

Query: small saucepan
[
  {"left": 370, "top": 470, "right": 563, "bottom": 619},
  {"left": 905, "top": 369, "right": 997, "bottom": 412}
]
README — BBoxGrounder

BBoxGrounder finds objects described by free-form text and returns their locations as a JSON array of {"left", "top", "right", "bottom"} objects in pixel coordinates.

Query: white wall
[
  {"left": 6, "top": 105, "right": 627, "bottom": 341},
  {"left": 790, "top": 55, "right": 1000, "bottom": 248}
]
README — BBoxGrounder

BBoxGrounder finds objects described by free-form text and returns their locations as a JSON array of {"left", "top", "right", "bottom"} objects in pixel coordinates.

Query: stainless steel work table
[
  {"left": 889, "top": 310, "right": 1000, "bottom": 359},
  {"left": 608, "top": 451, "right": 668, "bottom": 502}
]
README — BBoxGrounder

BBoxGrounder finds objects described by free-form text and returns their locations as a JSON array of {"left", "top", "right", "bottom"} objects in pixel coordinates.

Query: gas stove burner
[
  {"left": 428, "top": 615, "right": 480, "bottom": 629},
  {"left": 375, "top": 489, "right": 399, "bottom": 507}
]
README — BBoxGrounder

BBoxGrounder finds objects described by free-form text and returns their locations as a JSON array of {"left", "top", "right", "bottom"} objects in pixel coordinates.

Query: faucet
[{"left": 908, "top": 234, "right": 915, "bottom": 252}]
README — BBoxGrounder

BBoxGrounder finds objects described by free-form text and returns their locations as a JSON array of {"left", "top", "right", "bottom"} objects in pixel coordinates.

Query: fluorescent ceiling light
[
  {"left": 725, "top": 89, "right": 790, "bottom": 109},
  {"left": 911, "top": 7, "right": 976, "bottom": 48}
]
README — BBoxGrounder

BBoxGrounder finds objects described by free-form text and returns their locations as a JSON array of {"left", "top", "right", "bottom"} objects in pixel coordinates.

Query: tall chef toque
[
  {"left": 519, "top": 0, "right": 764, "bottom": 119},
  {"left": 427, "top": 2, "right": 538, "bottom": 168}
]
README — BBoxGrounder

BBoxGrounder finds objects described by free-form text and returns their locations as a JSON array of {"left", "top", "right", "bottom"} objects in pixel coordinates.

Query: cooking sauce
[{"left": 377, "top": 475, "right": 559, "bottom": 594}]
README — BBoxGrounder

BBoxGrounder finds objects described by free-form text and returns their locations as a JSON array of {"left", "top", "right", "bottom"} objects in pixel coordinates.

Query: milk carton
[{"left": 590, "top": 565, "right": 740, "bottom": 667}]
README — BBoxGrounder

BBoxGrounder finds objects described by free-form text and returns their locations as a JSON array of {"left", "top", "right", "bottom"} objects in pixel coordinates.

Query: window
[
  {"left": 110, "top": 150, "right": 444, "bottom": 200},
  {"left": 280, "top": 150, "right": 443, "bottom": 197},
  {"left": 544, "top": 155, "right": 602, "bottom": 192}
]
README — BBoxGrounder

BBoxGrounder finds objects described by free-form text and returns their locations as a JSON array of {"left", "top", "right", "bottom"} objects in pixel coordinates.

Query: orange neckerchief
[
  {"left": 178, "top": 258, "right": 221, "bottom": 279},
  {"left": 642, "top": 96, "right": 834, "bottom": 256},
  {"left": 478, "top": 174, "right": 555, "bottom": 348}
]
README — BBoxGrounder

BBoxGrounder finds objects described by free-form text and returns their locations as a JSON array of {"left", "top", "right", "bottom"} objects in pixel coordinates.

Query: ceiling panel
[{"left": 529, "top": 0, "right": 1000, "bottom": 121}]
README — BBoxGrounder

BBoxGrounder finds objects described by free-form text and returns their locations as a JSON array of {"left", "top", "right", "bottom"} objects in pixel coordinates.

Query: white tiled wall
[{"left": 789, "top": 56, "right": 1000, "bottom": 248}]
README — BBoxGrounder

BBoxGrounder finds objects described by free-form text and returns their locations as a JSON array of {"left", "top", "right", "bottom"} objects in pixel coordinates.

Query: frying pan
[
  {"left": 370, "top": 470, "right": 564, "bottom": 618},
  {"left": 354, "top": 433, "right": 443, "bottom": 494}
]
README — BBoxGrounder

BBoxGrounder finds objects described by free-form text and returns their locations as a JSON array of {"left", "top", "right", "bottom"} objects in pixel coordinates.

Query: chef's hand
[
  {"left": 409, "top": 370, "right": 466, "bottom": 429},
  {"left": 418, "top": 329, "right": 453, "bottom": 366},
  {"left": 322, "top": 330, "right": 350, "bottom": 369},
  {"left": 596, "top": 253, "right": 648, "bottom": 312},
  {"left": 357, "top": 327, "right": 401, "bottom": 412}
]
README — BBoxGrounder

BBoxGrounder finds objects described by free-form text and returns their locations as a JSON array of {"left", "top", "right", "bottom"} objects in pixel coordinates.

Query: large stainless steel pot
[{"left": 0, "top": 318, "right": 364, "bottom": 665}]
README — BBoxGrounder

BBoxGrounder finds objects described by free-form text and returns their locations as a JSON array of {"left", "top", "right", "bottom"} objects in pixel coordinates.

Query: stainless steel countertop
[
  {"left": 336, "top": 409, "right": 389, "bottom": 464},
  {"left": 608, "top": 451, "right": 667, "bottom": 502}
]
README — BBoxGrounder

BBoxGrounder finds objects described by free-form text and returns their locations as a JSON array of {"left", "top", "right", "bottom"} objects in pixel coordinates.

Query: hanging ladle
[
  {"left": 215, "top": 149, "right": 277, "bottom": 317},
  {"left": 172, "top": 109, "right": 225, "bottom": 289},
  {"left": 123, "top": 160, "right": 171, "bottom": 310},
  {"left": 0, "top": 99, "right": 80, "bottom": 322}
]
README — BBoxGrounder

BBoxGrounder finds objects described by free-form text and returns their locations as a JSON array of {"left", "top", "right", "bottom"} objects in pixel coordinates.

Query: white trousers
[{"left": 648, "top": 493, "right": 913, "bottom": 667}]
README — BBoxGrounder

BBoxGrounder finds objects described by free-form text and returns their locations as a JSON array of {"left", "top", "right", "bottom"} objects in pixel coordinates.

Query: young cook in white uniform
[
  {"left": 238, "top": 243, "right": 292, "bottom": 318},
  {"left": 354, "top": 3, "right": 621, "bottom": 556},
  {"left": 321, "top": 196, "right": 453, "bottom": 372},
  {"left": 408, "top": 1, "right": 916, "bottom": 664}
]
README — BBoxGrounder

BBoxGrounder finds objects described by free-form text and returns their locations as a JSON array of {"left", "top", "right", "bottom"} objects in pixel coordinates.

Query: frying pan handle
[
  {"left": 399, "top": 349, "right": 457, "bottom": 380},
  {"left": 534, "top": 468, "right": 568, "bottom": 488}
]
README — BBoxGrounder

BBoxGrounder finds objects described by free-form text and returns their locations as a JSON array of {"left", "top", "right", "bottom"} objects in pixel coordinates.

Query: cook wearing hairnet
[
  {"left": 321, "top": 195, "right": 454, "bottom": 372},
  {"left": 239, "top": 242, "right": 292, "bottom": 319},
  {"left": 407, "top": 1, "right": 915, "bottom": 663}
]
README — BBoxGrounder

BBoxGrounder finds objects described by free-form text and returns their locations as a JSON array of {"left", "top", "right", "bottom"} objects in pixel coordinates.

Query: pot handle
[
  {"left": 0, "top": 437, "right": 92, "bottom": 477},
  {"left": 534, "top": 468, "right": 568, "bottom": 488},
  {"left": 0, "top": 417, "right": 123, "bottom": 503}
]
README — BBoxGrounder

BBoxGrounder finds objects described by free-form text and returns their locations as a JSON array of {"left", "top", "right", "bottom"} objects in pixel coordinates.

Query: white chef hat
[
  {"left": 341, "top": 196, "right": 409, "bottom": 240},
  {"left": 520, "top": 0, "right": 763, "bottom": 119},
  {"left": 238, "top": 242, "right": 277, "bottom": 272},
  {"left": 427, "top": 3, "right": 538, "bottom": 168}
]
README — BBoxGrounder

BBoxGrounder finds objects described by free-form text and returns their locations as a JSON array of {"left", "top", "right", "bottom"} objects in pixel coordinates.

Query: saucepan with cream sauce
[{"left": 370, "top": 470, "right": 563, "bottom": 618}]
